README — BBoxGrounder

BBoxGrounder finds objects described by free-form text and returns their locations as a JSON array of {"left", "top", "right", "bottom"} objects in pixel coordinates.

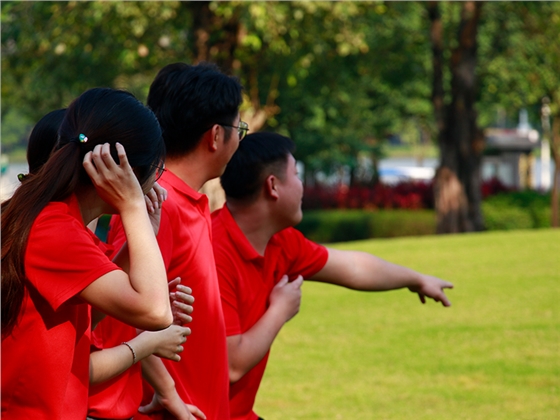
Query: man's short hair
[
  {"left": 221, "top": 132, "right": 295, "bottom": 202},
  {"left": 147, "top": 62, "right": 243, "bottom": 158}
]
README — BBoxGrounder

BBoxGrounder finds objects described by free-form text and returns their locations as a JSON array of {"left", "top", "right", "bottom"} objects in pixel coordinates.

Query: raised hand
[
  {"left": 83, "top": 142, "right": 145, "bottom": 213},
  {"left": 145, "top": 181, "right": 167, "bottom": 235}
]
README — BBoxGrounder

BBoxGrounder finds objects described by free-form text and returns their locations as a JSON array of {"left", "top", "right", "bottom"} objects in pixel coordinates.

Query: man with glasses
[{"left": 107, "top": 62, "right": 245, "bottom": 420}]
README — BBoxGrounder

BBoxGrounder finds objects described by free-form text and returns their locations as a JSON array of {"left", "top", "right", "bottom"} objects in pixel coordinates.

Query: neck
[
  {"left": 165, "top": 153, "right": 217, "bottom": 192},
  {"left": 75, "top": 187, "right": 111, "bottom": 226},
  {"left": 226, "top": 200, "right": 282, "bottom": 256}
]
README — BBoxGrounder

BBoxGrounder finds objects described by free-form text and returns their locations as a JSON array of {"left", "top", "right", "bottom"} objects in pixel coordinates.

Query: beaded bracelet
[{"left": 122, "top": 341, "right": 137, "bottom": 364}]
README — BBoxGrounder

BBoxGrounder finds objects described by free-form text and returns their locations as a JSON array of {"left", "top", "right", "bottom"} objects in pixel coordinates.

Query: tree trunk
[
  {"left": 186, "top": 1, "right": 239, "bottom": 73},
  {"left": 429, "top": 1, "right": 484, "bottom": 233}
]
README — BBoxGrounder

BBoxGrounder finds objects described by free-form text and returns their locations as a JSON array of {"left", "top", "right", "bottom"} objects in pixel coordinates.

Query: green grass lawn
[{"left": 254, "top": 229, "right": 560, "bottom": 419}]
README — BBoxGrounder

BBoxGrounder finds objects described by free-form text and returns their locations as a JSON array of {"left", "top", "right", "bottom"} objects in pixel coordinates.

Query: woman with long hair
[
  {"left": 1, "top": 87, "right": 173, "bottom": 419},
  {"left": 17, "top": 107, "right": 201, "bottom": 420}
]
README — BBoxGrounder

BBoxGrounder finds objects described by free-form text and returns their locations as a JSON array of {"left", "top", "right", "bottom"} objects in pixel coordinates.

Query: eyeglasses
[
  {"left": 220, "top": 121, "right": 249, "bottom": 140},
  {"left": 151, "top": 162, "right": 166, "bottom": 182}
]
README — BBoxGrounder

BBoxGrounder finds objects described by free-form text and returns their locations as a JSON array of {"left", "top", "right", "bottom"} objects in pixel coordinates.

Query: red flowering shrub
[
  {"left": 303, "top": 181, "right": 434, "bottom": 210},
  {"left": 302, "top": 178, "right": 512, "bottom": 210},
  {"left": 481, "top": 177, "right": 511, "bottom": 198}
]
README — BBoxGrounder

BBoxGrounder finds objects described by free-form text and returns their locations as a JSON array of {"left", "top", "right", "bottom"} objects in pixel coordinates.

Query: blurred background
[{"left": 2, "top": 1, "right": 559, "bottom": 239}]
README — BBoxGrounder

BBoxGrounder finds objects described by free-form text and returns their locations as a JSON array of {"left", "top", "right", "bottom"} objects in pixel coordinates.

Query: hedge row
[
  {"left": 296, "top": 209, "right": 437, "bottom": 243},
  {"left": 297, "top": 190, "right": 552, "bottom": 243},
  {"left": 482, "top": 190, "right": 552, "bottom": 230}
]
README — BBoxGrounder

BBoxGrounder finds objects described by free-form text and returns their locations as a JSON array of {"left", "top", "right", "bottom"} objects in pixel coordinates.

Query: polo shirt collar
[
  {"left": 163, "top": 170, "right": 208, "bottom": 204},
  {"left": 221, "top": 205, "right": 264, "bottom": 263}
]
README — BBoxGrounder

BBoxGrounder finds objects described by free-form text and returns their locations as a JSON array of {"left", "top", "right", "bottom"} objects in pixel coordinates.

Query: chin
[{"left": 293, "top": 212, "right": 303, "bottom": 226}]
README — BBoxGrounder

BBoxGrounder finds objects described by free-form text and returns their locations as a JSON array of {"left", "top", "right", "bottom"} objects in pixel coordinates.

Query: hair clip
[
  {"left": 17, "top": 173, "right": 29, "bottom": 182},
  {"left": 79, "top": 133, "right": 88, "bottom": 143}
]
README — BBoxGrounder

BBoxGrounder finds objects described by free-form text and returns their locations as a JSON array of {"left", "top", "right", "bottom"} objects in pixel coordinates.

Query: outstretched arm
[
  {"left": 227, "top": 275, "right": 303, "bottom": 383},
  {"left": 310, "top": 248, "right": 453, "bottom": 306}
]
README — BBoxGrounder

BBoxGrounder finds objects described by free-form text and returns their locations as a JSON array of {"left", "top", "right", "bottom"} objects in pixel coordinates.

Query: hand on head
[{"left": 83, "top": 143, "right": 146, "bottom": 214}]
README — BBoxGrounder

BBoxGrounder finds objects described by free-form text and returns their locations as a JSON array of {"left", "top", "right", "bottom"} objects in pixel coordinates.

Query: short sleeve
[
  {"left": 25, "top": 211, "right": 120, "bottom": 311},
  {"left": 280, "top": 228, "right": 329, "bottom": 279}
]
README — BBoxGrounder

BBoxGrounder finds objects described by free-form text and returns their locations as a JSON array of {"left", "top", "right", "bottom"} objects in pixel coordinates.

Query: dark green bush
[
  {"left": 296, "top": 209, "right": 436, "bottom": 243},
  {"left": 297, "top": 190, "right": 552, "bottom": 243},
  {"left": 482, "top": 190, "right": 551, "bottom": 230}
]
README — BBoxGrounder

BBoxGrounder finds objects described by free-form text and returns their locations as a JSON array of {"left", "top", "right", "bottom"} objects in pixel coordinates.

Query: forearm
[
  {"left": 141, "top": 355, "right": 178, "bottom": 398},
  {"left": 89, "top": 333, "right": 157, "bottom": 384},
  {"left": 119, "top": 204, "right": 171, "bottom": 319},
  {"left": 311, "top": 249, "right": 422, "bottom": 291},
  {"left": 228, "top": 306, "right": 287, "bottom": 383}
]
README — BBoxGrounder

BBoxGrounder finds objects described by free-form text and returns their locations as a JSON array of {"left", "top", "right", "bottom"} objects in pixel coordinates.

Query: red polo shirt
[
  {"left": 1, "top": 195, "right": 120, "bottom": 420},
  {"left": 211, "top": 206, "right": 328, "bottom": 420},
  {"left": 109, "top": 170, "right": 230, "bottom": 420},
  {"left": 87, "top": 305, "right": 141, "bottom": 419},
  {"left": 87, "top": 219, "right": 142, "bottom": 420}
]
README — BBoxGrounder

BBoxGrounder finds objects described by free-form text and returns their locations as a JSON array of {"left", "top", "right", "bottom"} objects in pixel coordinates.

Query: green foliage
[
  {"left": 1, "top": 1, "right": 191, "bottom": 120},
  {"left": 477, "top": 2, "right": 560, "bottom": 126},
  {"left": 2, "top": 1, "right": 559, "bottom": 177},
  {"left": 257, "top": 229, "right": 560, "bottom": 419},
  {"left": 482, "top": 190, "right": 552, "bottom": 230},
  {"left": 297, "top": 209, "right": 436, "bottom": 242},
  {"left": 298, "top": 190, "right": 553, "bottom": 242},
  {"left": 0, "top": 109, "right": 32, "bottom": 154},
  {"left": 0, "top": 1, "right": 433, "bottom": 174}
]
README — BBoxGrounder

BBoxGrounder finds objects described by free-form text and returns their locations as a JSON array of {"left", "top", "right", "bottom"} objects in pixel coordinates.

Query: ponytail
[
  {"left": 1, "top": 87, "right": 163, "bottom": 335},
  {"left": 1, "top": 143, "right": 82, "bottom": 334}
]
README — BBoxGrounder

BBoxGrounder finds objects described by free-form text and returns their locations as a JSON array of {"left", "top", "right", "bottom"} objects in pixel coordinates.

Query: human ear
[
  {"left": 265, "top": 174, "right": 280, "bottom": 200},
  {"left": 206, "top": 125, "right": 220, "bottom": 152}
]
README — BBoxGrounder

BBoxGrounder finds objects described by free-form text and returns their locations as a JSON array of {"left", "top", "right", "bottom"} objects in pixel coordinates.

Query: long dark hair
[
  {"left": 1, "top": 87, "right": 164, "bottom": 334},
  {"left": 27, "top": 108, "right": 67, "bottom": 175}
]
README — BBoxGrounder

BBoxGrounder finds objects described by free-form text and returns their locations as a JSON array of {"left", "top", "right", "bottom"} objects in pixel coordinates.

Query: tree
[
  {"left": 428, "top": 1, "right": 484, "bottom": 233},
  {"left": 476, "top": 1, "right": 560, "bottom": 227},
  {"left": 1, "top": 1, "right": 197, "bottom": 121}
]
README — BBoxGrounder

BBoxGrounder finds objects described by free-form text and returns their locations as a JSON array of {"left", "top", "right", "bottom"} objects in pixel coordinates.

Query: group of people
[{"left": 1, "top": 62, "right": 453, "bottom": 420}]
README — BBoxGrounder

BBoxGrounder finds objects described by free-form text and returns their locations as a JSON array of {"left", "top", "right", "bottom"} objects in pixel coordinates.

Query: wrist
[
  {"left": 118, "top": 199, "right": 148, "bottom": 218},
  {"left": 267, "top": 301, "right": 293, "bottom": 325},
  {"left": 155, "top": 377, "right": 177, "bottom": 398},
  {"left": 122, "top": 341, "right": 137, "bottom": 364},
  {"left": 407, "top": 272, "right": 424, "bottom": 291}
]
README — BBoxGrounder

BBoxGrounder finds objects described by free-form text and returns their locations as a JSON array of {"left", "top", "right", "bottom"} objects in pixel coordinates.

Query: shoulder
[
  {"left": 31, "top": 202, "right": 87, "bottom": 243},
  {"left": 274, "top": 226, "right": 311, "bottom": 246}
]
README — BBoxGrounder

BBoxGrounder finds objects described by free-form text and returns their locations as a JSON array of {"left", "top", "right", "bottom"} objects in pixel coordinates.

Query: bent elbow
[
  {"left": 229, "top": 366, "right": 246, "bottom": 384},
  {"left": 139, "top": 306, "right": 173, "bottom": 331}
]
